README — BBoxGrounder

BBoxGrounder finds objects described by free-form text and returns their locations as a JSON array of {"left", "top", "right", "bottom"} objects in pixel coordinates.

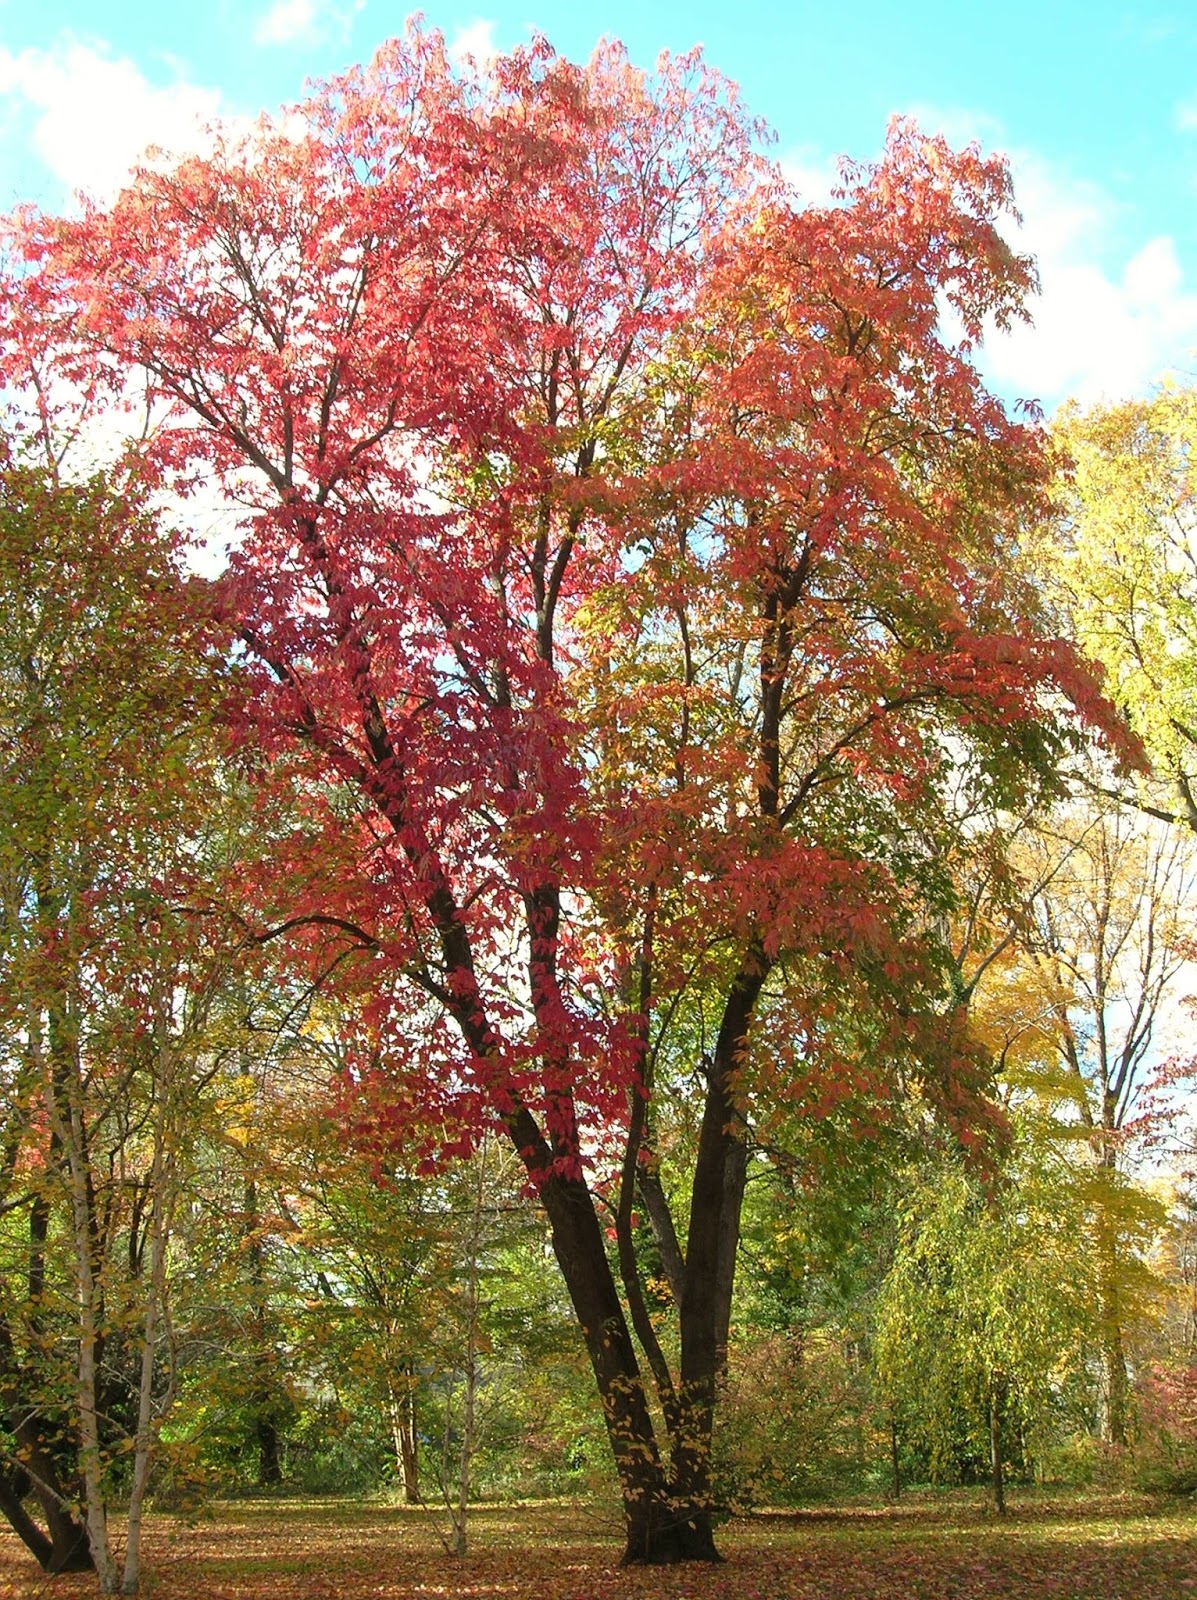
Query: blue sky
[{"left": 3, "top": 1, "right": 1197, "bottom": 411}]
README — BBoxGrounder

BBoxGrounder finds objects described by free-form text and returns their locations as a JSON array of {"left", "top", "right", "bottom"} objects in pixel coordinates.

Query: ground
[{"left": 0, "top": 1492, "right": 1194, "bottom": 1599}]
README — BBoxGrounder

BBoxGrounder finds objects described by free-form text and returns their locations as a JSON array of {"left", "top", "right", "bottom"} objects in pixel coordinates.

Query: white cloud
[
  {"left": 252, "top": 0, "right": 364, "bottom": 48},
  {"left": 777, "top": 146, "right": 839, "bottom": 207},
  {"left": 448, "top": 19, "right": 499, "bottom": 70},
  {"left": 0, "top": 37, "right": 222, "bottom": 205},
  {"left": 836, "top": 103, "right": 1197, "bottom": 410},
  {"left": 254, "top": 0, "right": 319, "bottom": 46},
  {"left": 981, "top": 150, "right": 1197, "bottom": 409}
]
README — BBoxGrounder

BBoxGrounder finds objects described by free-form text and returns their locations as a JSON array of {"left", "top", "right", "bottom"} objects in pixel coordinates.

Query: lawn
[{"left": 0, "top": 1493, "right": 1194, "bottom": 1600}]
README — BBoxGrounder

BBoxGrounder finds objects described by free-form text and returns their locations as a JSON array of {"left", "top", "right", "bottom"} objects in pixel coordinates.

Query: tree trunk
[
  {"left": 30, "top": 998, "right": 118, "bottom": 1592},
  {"left": 123, "top": 992, "right": 176, "bottom": 1596},
  {"left": 446, "top": 873, "right": 758, "bottom": 1561},
  {"left": 534, "top": 1167, "right": 687, "bottom": 1562},
  {"left": 0, "top": 1212, "right": 94, "bottom": 1573},
  {"left": 426, "top": 884, "right": 699, "bottom": 1560},
  {"left": 62, "top": 1104, "right": 118, "bottom": 1592},
  {"left": 673, "top": 951, "right": 768, "bottom": 1537},
  {"left": 242, "top": 1173, "right": 285, "bottom": 1487},
  {"left": 388, "top": 1373, "right": 420, "bottom": 1504},
  {"left": 1094, "top": 1179, "right": 1130, "bottom": 1447},
  {"left": 989, "top": 1377, "right": 1006, "bottom": 1515},
  {"left": 1098, "top": 1322, "right": 1130, "bottom": 1448},
  {"left": 0, "top": 1476, "right": 56, "bottom": 1573},
  {"left": 450, "top": 1362, "right": 476, "bottom": 1555},
  {"left": 256, "top": 1416, "right": 283, "bottom": 1486},
  {"left": 0, "top": 1458, "right": 93, "bottom": 1573},
  {"left": 447, "top": 1148, "right": 486, "bottom": 1557}
]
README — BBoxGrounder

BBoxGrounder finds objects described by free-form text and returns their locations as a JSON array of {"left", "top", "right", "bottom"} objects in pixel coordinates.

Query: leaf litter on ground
[{"left": 0, "top": 1492, "right": 1194, "bottom": 1600}]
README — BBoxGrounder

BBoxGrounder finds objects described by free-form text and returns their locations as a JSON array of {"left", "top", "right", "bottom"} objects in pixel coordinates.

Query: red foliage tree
[{"left": 2, "top": 25, "right": 1123, "bottom": 1560}]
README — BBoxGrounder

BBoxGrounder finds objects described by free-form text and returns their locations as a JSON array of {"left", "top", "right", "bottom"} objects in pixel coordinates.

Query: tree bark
[
  {"left": 989, "top": 1377, "right": 1006, "bottom": 1515},
  {"left": 446, "top": 1149, "right": 486, "bottom": 1557},
  {"left": 0, "top": 1453, "right": 92, "bottom": 1573},
  {"left": 673, "top": 948, "right": 769, "bottom": 1532},
  {"left": 388, "top": 1373, "right": 420, "bottom": 1504},
  {"left": 0, "top": 1208, "right": 94, "bottom": 1572},
  {"left": 52, "top": 1086, "right": 117, "bottom": 1589},
  {"left": 534, "top": 1168, "right": 678, "bottom": 1561},
  {"left": 123, "top": 989, "right": 176, "bottom": 1596},
  {"left": 1094, "top": 1169, "right": 1130, "bottom": 1447},
  {"left": 256, "top": 1417, "right": 283, "bottom": 1487},
  {"left": 243, "top": 1175, "right": 285, "bottom": 1486},
  {"left": 0, "top": 1475, "right": 56, "bottom": 1572},
  {"left": 1098, "top": 1320, "right": 1130, "bottom": 1448}
]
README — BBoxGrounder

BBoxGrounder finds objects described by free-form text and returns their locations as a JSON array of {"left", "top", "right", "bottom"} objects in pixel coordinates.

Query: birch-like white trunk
[
  {"left": 122, "top": 989, "right": 177, "bottom": 1596},
  {"left": 438, "top": 1143, "right": 490, "bottom": 1557}
]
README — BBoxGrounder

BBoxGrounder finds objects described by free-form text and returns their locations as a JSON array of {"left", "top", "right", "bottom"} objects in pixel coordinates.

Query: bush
[
  {"left": 1129, "top": 1365, "right": 1197, "bottom": 1495},
  {"left": 714, "top": 1329, "right": 874, "bottom": 1507}
]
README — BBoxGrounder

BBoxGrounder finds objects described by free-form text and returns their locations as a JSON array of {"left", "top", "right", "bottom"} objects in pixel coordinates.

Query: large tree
[{"left": 2, "top": 25, "right": 1120, "bottom": 1561}]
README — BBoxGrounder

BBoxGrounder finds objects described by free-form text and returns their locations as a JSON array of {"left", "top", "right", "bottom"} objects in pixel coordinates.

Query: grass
[{"left": 0, "top": 1490, "right": 1194, "bottom": 1599}]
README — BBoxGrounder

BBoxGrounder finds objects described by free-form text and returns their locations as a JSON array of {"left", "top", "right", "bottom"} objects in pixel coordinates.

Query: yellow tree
[
  {"left": 874, "top": 1142, "right": 1093, "bottom": 1510},
  {"left": 961, "top": 793, "right": 1192, "bottom": 1446},
  {"left": 1054, "top": 389, "right": 1197, "bottom": 830}
]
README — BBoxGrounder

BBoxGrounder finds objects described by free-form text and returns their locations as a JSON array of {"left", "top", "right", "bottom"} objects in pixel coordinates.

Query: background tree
[
  {"left": 874, "top": 1141, "right": 1093, "bottom": 1509},
  {"left": 1009, "top": 797, "right": 1190, "bottom": 1444},
  {"left": 0, "top": 456, "right": 234, "bottom": 1591},
  {"left": 918, "top": 754, "right": 1191, "bottom": 1455},
  {"left": 1052, "top": 389, "right": 1197, "bottom": 831}
]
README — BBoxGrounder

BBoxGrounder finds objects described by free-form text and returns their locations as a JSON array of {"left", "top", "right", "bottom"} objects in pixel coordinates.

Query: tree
[
  {"left": 3, "top": 25, "right": 1120, "bottom": 1561},
  {"left": 875, "top": 1144, "right": 1093, "bottom": 1510},
  {"left": 0, "top": 456, "right": 232, "bottom": 1591},
  {"left": 940, "top": 777, "right": 1190, "bottom": 1448},
  {"left": 1053, "top": 389, "right": 1197, "bottom": 831},
  {"left": 1010, "top": 797, "right": 1190, "bottom": 1443}
]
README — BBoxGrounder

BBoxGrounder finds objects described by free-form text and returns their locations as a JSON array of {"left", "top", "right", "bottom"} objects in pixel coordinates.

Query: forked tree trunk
[
  {"left": 515, "top": 953, "right": 768, "bottom": 1563},
  {"left": 671, "top": 954, "right": 768, "bottom": 1547},
  {"left": 50, "top": 1098, "right": 117, "bottom": 1589},
  {"left": 534, "top": 1169, "right": 681, "bottom": 1562},
  {"left": 24, "top": 876, "right": 118, "bottom": 1589},
  {"left": 0, "top": 1214, "right": 94, "bottom": 1573},
  {"left": 527, "top": 1162, "right": 720, "bottom": 1561},
  {"left": 28, "top": 976, "right": 118, "bottom": 1593},
  {"left": 447, "top": 998, "right": 705, "bottom": 1560},
  {"left": 0, "top": 1454, "right": 93, "bottom": 1574},
  {"left": 430, "top": 799, "right": 764, "bottom": 1562}
]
